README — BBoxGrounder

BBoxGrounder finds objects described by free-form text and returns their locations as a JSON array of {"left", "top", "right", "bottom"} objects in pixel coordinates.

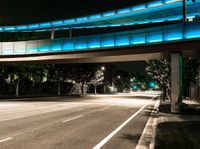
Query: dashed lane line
[
  {"left": 62, "top": 115, "right": 84, "bottom": 123},
  {"left": 0, "top": 137, "right": 13, "bottom": 143}
]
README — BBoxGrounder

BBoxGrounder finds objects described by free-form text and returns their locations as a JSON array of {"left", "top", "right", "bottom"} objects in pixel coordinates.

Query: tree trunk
[
  {"left": 104, "top": 85, "right": 106, "bottom": 94},
  {"left": 94, "top": 85, "right": 97, "bottom": 95},
  {"left": 161, "top": 86, "right": 166, "bottom": 101},
  {"left": 58, "top": 79, "right": 61, "bottom": 96},
  {"left": 81, "top": 81, "right": 84, "bottom": 95},
  {"left": 16, "top": 78, "right": 20, "bottom": 96}
]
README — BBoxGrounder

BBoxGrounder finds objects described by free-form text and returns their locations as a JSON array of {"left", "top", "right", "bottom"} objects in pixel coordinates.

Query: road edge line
[
  {"left": 135, "top": 97, "right": 160, "bottom": 149},
  {"left": 92, "top": 96, "right": 157, "bottom": 149}
]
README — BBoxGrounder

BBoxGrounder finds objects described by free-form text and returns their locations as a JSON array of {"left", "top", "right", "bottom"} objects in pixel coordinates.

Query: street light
[
  {"left": 101, "top": 66, "right": 105, "bottom": 71},
  {"left": 117, "top": 75, "right": 121, "bottom": 79}
]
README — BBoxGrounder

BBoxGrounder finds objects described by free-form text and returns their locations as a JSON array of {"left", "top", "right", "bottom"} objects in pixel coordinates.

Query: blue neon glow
[
  {"left": 16, "top": 26, "right": 28, "bottom": 30},
  {"left": 103, "top": 11, "right": 115, "bottom": 17},
  {"left": 29, "top": 24, "right": 40, "bottom": 29},
  {"left": 89, "top": 14, "right": 101, "bottom": 20},
  {"left": 117, "top": 8, "right": 131, "bottom": 14},
  {"left": 38, "top": 43, "right": 50, "bottom": 52},
  {"left": 148, "top": 0, "right": 163, "bottom": 8},
  {"left": 148, "top": 31, "right": 163, "bottom": 43},
  {"left": 0, "top": 21, "right": 200, "bottom": 55},
  {"left": 52, "top": 21, "right": 63, "bottom": 26},
  {"left": 115, "top": 34, "right": 130, "bottom": 46},
  {"left": 101, "top": 35, "right": 115, "bottom": 47},
  {"left": 4, "top": 27, "right": 15, "bottom": 31},
  {"left": 40, "top": 23, "right": 51, "bottom": 27},
  {"left": 131, "top": 4, "right": 146, "bottom": 11},
  {"left": 51, "top": 40, "right": 62, "bottom": 51},
  {"left": 76, "top": 17, "right": 88, "bottom": 22},
  {"left": 74, "top": 38, "right": 87, "bottom": 49},
  {"left": 27, "top": 47, "right": 38, "bottom": 53},
  {"left": 62, "top": 39, "right": 74, "bottom": 50},
  {"left": 64, "top": 19, "right": 75, "bottom": 24},
  {"left": 131, "top": 33, "right": 146, "bottom": 44},
  {"left": 185, "top": 22, "right": 200, "bottom": 39},
  {"left": 87, "top": 36, "right": 101, "bottom": 48}
]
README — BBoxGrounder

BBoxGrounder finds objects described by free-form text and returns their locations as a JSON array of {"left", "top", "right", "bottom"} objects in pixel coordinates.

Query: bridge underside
[{"left": 0, "top": 40, "right": 199, "bottom": 64}]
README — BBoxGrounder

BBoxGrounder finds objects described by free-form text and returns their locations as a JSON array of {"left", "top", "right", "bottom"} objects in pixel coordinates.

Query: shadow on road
[{"left": 119, "top": 133, "right": 141, "bottom": 144}]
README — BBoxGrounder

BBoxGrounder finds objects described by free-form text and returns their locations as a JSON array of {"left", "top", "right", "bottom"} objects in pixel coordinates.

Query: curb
[{"left": 135, "top": 97, "right": 160, "bottom": 149}]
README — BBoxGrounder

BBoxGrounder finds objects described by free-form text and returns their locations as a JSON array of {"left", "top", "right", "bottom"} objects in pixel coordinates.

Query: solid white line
[
  {"left": 0, "top": 137, "right": 13, "bottom": 143},
  {"left": 62, "top": 115, "right": 84, "bottom": 123},
  {"left": 92, "top": 96, "right": 157, "bottom": 149}
]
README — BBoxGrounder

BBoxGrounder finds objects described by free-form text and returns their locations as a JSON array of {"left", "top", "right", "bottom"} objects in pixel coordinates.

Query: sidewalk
[{"left": 153, "top": 100, "right": 200, "bottom": 149}]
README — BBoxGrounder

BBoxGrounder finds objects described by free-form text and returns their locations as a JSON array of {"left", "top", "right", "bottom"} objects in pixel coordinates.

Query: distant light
[
  {"left": 117, "top": 75, "right": 121, "bottom": 79},
  {"left": 133, "top": 84, "right": 138, "bottom": 90},
  {"left": 149, "top": 81, "right": 156, "bottom": 88},
  {"left": 101, "top": 66, "right": 105, "bottom": 71}
]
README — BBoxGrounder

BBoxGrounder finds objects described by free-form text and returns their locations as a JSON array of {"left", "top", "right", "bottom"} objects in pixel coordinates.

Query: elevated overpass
[
  {"left": 0, "top": 21, "right": 199, "bottom": 63},
  {"left": 0, "top": 0, "right": 200, "bottom": 112}
]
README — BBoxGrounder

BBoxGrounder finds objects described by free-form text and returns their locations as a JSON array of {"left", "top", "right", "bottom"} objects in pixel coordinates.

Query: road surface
[{"left": 0, "top": 94, "right": 158, "bottom": 149}]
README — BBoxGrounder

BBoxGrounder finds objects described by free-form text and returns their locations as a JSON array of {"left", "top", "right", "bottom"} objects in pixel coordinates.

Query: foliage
[
  {"left": 146, "top": 59, "right": 171, "bottom": 100},
  {"left": 146, "top": 57, "right": 200, "bottom": 100}
]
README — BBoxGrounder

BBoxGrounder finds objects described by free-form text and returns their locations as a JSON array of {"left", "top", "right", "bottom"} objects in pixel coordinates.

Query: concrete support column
[
  {"left": 171, "top": 53, "right": 183, "bottom": 113},
  {"left": 51, "top": 27, "right": 55, "bottom": 40}
]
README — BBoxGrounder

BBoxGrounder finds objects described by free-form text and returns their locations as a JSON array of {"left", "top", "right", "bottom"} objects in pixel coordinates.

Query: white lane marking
[
  {"left": 92, "top": 96, "right": 157, "bottom": 149},
  {"left": 0, "top": 137, "right": 13, "bottom": 143},
  {"left": 62, "top": 115, "right": 84, "bottom": 123},
  {"left": 98, "top": 106, "right": 113, "bottom": 112}
]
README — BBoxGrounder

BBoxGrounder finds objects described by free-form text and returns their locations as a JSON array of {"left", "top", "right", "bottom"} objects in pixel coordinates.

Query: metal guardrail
[{"left": 0, "top": 21, "right": 199, "bottom": 55}]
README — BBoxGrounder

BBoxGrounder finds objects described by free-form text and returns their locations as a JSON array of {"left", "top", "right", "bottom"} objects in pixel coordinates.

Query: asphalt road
[{"left": 0, "top": 94, "right": 158, "bottom": 149}]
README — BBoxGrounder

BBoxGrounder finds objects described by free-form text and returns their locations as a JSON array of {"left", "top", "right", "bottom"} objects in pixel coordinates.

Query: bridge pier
[{"left": 171, "top": 53, "right": 183, "bottom": 113}]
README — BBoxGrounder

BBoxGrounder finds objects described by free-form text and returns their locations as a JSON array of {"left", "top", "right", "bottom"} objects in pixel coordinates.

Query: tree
[
  {"left": 183, "top": 57, "right": 200, "bottom": 98},
  {"left": 146, "top": 59, "right": 170, "bottom": 100},
  {"left": 70, "top": 64, "right": 96, "bottom": 94},
  {"left": 114, "top": 70, "right": 129, "bottom": 92},
  {"left": 90, "top": 69, "right": 104, "bottom": 94},
  {"left": 146, "top": 58, "right": 200, "bottom": 101}
]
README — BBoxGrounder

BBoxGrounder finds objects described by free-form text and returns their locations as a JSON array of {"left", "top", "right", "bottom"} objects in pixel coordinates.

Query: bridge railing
[{"left": 0, "top": 21, "right": 200, "bottom": 55}]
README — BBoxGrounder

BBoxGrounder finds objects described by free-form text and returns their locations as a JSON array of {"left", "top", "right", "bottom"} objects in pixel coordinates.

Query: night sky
[
  {"left": 0, "top": 0, "right": 149, "bottom": 24},
  {"left": 0, "top": 0, "right": 149, "bottom": 74}
]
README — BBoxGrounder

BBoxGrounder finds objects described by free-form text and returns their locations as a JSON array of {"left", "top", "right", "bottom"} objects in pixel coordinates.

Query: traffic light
[
  {"left": 133, "top": 84, "right": 138, "bottom": 90},
  {"left": 149, "top": 81, "right": 156, "bottom": 88}
]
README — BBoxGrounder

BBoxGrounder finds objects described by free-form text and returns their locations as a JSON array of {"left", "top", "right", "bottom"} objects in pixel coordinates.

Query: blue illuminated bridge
[
  {"left": 0, "top": 0, "right": 199, "bottom": 63},
  {"left": 0, "top": 0, "right": 199, "bottom": 112}
]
